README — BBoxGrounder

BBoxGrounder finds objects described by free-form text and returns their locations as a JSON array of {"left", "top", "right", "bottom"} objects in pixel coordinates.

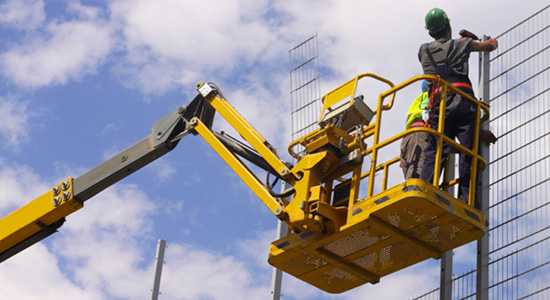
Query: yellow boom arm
[
  {"left": 0, "top": 75, "right": 489, "bottom": 295},
  {"left": 0, "top": 88, "right": 293, "bottom": 263}
]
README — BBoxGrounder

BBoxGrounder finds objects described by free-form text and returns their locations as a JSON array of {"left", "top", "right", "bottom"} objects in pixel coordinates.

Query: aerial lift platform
[
  {"left": 0, "top": 73, "right": 488, "bottom": 294},
  {"left": 267, "top": 74, "right": 487, "bottom": 293}
]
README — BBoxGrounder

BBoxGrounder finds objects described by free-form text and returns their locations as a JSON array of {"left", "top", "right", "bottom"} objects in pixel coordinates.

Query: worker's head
[
  {"left": 422, "top": 80, "right": 427, "bottom": 93},
  {"left": 425, "top": 8, "right": 451, "bottom": 39}
]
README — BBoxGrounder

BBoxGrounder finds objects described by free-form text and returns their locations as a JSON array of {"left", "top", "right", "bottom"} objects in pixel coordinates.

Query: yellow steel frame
[
  {"left": 269, "top": 74, "right": 490, "bottom": 294},
  {"left": 189, "top": 117, "right": 286, "bottom": 218},
  {"left": 0, "top": 74, "right": 491, "bottom": 294},
  {"left": 0, "top": 178, "right": 80, "bottom": 256},
  {"left": 200, "top": 91, "right": 296, "bottom": 183},
  {"left": 319, "top": 73, "right": 395, "bottom": 125},
  {"left": 368, "top": 75, "right": 489, "bottom": 205}
]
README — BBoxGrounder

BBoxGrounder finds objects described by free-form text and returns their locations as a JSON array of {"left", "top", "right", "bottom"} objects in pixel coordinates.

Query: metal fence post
[
  {"left": 150, "top": 239, "right": 167, "bottom": 300},
  {"left": 476, "top": 36, "right": 491, "bottom": 300}
]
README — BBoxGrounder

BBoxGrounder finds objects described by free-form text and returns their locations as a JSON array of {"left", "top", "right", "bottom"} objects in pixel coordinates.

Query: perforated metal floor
[{"left": 268, "top": 180, "right": 485, "bottom": 294}]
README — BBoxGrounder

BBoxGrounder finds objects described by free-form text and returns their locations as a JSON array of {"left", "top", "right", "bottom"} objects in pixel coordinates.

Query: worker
[
  {"left": 418, "top": 8, "right": 498, "bottom": 206},
  {"left": 400, "top": 81, "right": 430, "bottom": 180}
]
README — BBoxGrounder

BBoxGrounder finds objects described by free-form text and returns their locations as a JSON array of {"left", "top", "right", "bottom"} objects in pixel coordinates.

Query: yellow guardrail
[
  {"left": 361, "top": 75, "right": 489, "bottom": 207},
  {"left": 288, "top": 73, "right": 489, "bottom": 209},
  {"left": 288, "top": 73, "right": 395, "bottom": 160}
]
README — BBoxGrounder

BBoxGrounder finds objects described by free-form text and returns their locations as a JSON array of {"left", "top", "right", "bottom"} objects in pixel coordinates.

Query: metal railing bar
[
  {"left": 490, "top": 87, "right": 550, "bottom": 122},
  {"left": 489, "top": 200, "right": 550, "bottom": 231},
  {"left": 517, "top": 286, "right": 550, "bottom": 300},
  {"left": 489, "top": 66, "right": 550, "bottom": 103},
  {"left": 491, "top": 23, "right": 550, "bottom": 61},
  {"left": 490, "top": 43, "right": 550, "bottom": 82},
  {"left": 489, "top": 226, "right": 550, "bottom": 254},
  {"left": 489, "top": 177, "right": 550, "bottom": 209},
  {"left": 495, "top": 4, "right": 550, "bottom": 39},
  {"left": 489, "top": 130, "right": 550, "bottom": 165},
  {"left": 489, "top": 153, "right": 550, "bottom": 187}
]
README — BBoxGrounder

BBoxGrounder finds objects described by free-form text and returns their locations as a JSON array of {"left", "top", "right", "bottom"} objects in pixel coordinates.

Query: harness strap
[
  {"left": 410, "top": 122, "right": 427, "bottom": 128},
  {"left": 431, "top": 82, "right": 473, "bottom": 95},
  {"left": 424, "top": 39, "right": 455, "bottom": 75},
  {"left": 424, "top": 43, "right": 438, "bottom": 69}
]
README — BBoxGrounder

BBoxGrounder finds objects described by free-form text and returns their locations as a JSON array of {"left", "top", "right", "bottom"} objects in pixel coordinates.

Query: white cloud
[
  {"left": 0, "top": 0, "right": 45, "bottom": 31},
  {"left": 0, "top": 13, "right": 113, "bottom": 88},
  {"left": 0, "top": 161, "right": 272, "bottom": 300},
  {"left": 0, "top": 244, "right": 96, "bottom": 300},
  {"left": 110, "top": 0, "right": 288, "bottom": 94},
  {"left": 217, "top": 76, "right": 292, "bottom": 151},
  {"left": 1, "top": 1, "right": 549, "bottom": 299},
  {"left": 235, "top": 228, "right": 276, "bottom": 270},
  {"left": 0, "top": 161, "right": 155, "bottom": 299},
  {"left": 160, "top": 243, "right": 269, "bottom": 299},
  {"left": 0, "top": 96, "right": 32, "bottom": 149},
  {"left": 0, "top": 159, "right": 50, "bottom": 213},
  {"left": 148, "top": 156, "right": 177, "bottom": 183},
  {"left": 62, "top": 183, "right": 155, "bottom": 235}
]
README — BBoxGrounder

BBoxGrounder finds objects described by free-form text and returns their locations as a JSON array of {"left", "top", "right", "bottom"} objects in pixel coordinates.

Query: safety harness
[{"left": 423, "top": 39, "right": 473, "bottom": 128}]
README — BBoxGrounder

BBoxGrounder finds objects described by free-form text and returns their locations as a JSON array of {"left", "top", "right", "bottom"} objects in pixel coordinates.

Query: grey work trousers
[{"left": 400, "top": 131, "right": 429, "bottom": 180}]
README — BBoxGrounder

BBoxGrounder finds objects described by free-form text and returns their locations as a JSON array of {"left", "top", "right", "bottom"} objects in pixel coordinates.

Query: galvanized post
[
  {"left": 270, "top": 182, "right": 289, "bottom": 300},
  {"left": 476, "top": 35, "right": 491, "bottom": 300},
  {"left": 270, "top": 220, "right": 287, "bottom": 300},
  {"left": 440, "top": 252, "right": 453, "bottom": 299},
  {"left": 440, "top": 155, "right": 455, "bottom": 300},
  {"left": 150, "top": 239, "right": 167, "bottom": 300}
]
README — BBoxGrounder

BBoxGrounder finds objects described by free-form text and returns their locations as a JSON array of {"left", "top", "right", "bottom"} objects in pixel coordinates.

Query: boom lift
[{"left": 0, "top": 73, "right": 488, "bottom": 294}]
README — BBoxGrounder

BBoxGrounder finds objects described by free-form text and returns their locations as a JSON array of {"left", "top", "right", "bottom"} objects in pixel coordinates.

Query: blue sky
[{"left": 0, "top": 1, "right": 547, "bottom": 299}]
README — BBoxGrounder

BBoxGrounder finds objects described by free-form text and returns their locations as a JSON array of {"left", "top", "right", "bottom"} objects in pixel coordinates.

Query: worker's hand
[
  {"left": 490, "top": 38, "right": 498, "bottom": 50},
  {"left": 481, "top": 129, "right": 497, "bottom": 144},
  {"left": 472, "top": 38, "right": 498, "bottom": 52}
]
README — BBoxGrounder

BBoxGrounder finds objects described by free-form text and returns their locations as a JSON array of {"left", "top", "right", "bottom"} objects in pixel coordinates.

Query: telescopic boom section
[
  {"left": 0, "top": 100, "right": 193, "bottom": 263},
  {"left": 0, "top": 74, "right": 490, "bottom": 295},
  {"left": 0, "top": 87, "right": 291, "bottom": 263}
]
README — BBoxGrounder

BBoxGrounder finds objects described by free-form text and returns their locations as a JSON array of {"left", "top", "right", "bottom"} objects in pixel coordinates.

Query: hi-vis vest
[{"left": 405, "top": 91, "right": 430, "bottom": 129}]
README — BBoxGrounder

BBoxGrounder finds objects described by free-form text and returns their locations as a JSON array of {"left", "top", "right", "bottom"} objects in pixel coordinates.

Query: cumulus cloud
[
  {"left": 110, "top": 0, "right": 288, "bottom": 94},
  {"left": 0, "top": 160, "right": 51, "bottom": 213},
  {"left": 0, "top": 161, "right": 272, "bottom": 300},
  {"left": 0, "top": 160, "right": 156, "bottom": 299},
  {"left": 0, "top": 9, "right": 113, "bottom": 88},
  {"left": 0, "top": 0, "right": 45, "bottom": 31},
  {"left": 0, "top": 96, "right": 32, "bottom": 150},
  {"left": 0, "top": 244, "right": 95, "bottom": 300},
  {"left": 148, "top": 156, "right": 177, "bottom": 183},
  {"left": 2, "top": 1, "right": 548, "bottom": 299},
  {"left": 160, "top": 244, "right": 269, "bottom": 299}
]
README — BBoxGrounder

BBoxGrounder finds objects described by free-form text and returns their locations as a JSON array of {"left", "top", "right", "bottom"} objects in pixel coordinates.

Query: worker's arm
[{"left": 472, "top": 39, "right": 498, "bottom": 52}]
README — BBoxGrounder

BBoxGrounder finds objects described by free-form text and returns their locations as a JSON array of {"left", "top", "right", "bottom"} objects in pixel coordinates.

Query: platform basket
[{"left": 268, "top": 179, "right": 485, "bottom": 294}]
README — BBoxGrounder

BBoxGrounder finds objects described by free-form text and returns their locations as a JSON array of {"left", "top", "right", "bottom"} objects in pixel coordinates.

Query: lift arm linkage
[
  {"left": 0, "top": 84, "right": 295, "bottom": 263},
  {"left": 0, "top": 73, "right": 490, "bottom": 296}
]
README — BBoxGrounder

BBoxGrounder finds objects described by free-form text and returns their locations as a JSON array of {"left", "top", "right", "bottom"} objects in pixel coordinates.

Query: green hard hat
[{"left": 425, "top": 8, "right": 450, "bottom": 33}]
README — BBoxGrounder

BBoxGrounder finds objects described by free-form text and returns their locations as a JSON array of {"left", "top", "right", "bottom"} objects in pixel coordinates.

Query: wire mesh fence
[
  {"left": 289, "top": 34, "right": 322, "bottom": 159},
  {"left": 487, "top": 4, "right": 550, "bottom": 299},
  {"left": 412, "top": 4, "right": 550, "bottom": 300}
]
